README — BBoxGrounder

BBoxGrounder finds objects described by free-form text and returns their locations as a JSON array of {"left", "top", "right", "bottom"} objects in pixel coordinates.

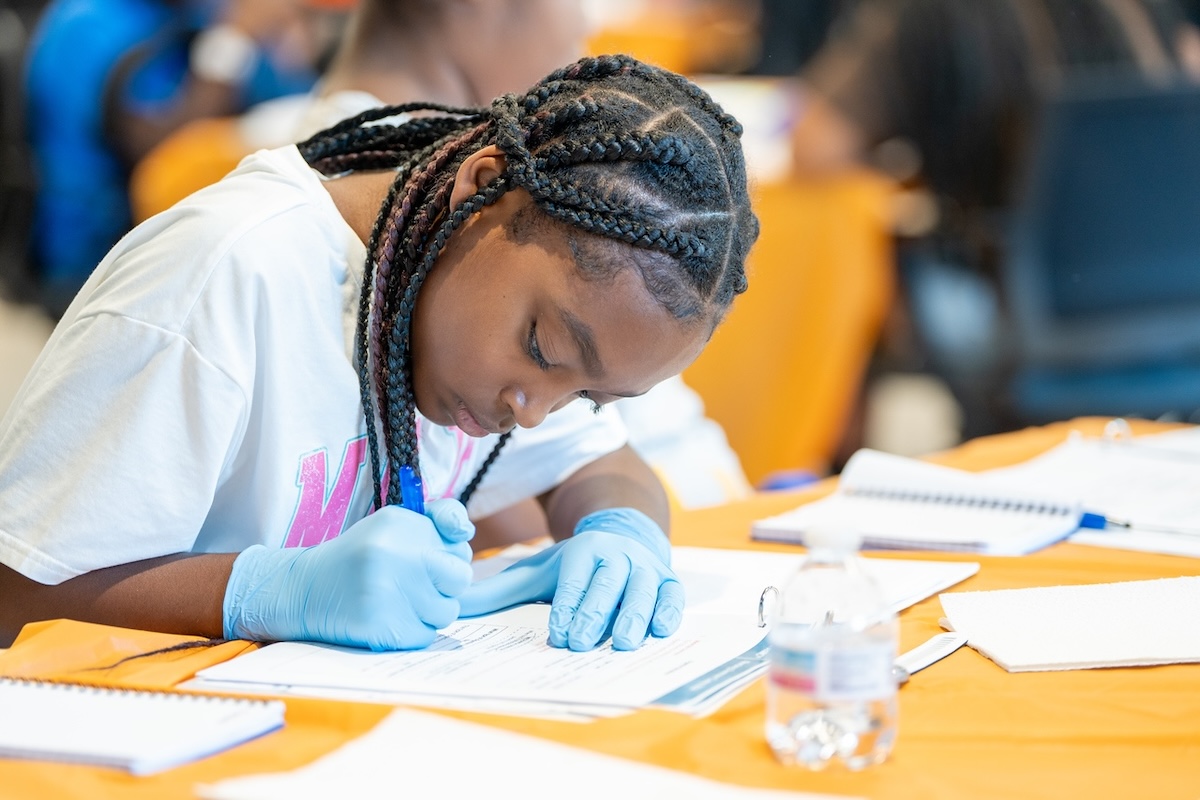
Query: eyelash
[
  {"left": 579, "top": 390, "right": 603, "bottom": 414},
  {"left": 528, "top": 322, "right": 603, "bottom": 413},
  {"left": 527, "top": 321, "right": 551, "bottom": 371}
]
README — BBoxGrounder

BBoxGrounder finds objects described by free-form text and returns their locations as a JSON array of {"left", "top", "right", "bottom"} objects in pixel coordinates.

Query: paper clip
[{"left": 757, "top": 586, "right": 778, "bottom": 628}]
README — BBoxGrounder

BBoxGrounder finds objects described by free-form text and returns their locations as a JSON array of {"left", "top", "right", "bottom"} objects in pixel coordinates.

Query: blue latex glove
[
  {"left": 459, "top": 507, "right": 684, "bottom": 651},
  {"left": 223, "top": 498, "right": 475, "bottom": 651}
]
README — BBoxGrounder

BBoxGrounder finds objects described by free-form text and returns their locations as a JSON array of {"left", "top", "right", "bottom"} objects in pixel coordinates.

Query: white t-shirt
[{"left": 0, "top": 146, "right": 626, "bottom": 585}]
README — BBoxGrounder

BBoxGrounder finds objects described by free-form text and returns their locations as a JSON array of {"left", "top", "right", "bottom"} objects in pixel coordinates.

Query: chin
[{"left": 411, "top": 394, "right": 447, "bottom": 428}]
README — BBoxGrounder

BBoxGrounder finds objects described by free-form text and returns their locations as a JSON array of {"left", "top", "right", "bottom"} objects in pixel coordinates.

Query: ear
[{"left": 448, "top": 145, "right": 508, "bottom": 207}]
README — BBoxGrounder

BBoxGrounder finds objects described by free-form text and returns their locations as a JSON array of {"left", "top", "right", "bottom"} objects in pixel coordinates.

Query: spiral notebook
[
  {"left": 752, "top": 449, "right": 1085, "bottom": 555},
  {"left": 0, "top": 677, "right": 285, "bottom": 775}
]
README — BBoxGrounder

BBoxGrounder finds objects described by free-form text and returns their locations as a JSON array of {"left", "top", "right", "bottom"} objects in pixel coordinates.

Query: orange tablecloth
[{"left": 3, "top": 418, "right": 1200, "bottom": 799}]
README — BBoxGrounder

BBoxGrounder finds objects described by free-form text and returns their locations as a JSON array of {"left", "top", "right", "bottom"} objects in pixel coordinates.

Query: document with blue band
[
  {"left": 186, "top": 545, "right": 978, "bottom": 720},
  {"left": 752, "top": 448, "right": 1091, "bottom": 555}
]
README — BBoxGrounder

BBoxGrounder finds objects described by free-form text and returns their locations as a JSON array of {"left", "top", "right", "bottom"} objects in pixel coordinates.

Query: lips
[{"left": 453, "top": 402, "right": 492, "bottom": 438}]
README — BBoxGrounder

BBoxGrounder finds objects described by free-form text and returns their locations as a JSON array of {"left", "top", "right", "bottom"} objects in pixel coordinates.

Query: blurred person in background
[
  {"left": 784, "top": 0, "right": 1200, "bottom": 437},
  {"left": 24, "top": 0, "right": 345, "bottom": 316},
  {"left": 749, "top": 0, "right": 846, "bottom": 76}
]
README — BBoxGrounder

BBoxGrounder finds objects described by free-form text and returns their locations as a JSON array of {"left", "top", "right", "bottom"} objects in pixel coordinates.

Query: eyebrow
[{"left": 559, "top": 308, "right": 603, "bottom": 379}]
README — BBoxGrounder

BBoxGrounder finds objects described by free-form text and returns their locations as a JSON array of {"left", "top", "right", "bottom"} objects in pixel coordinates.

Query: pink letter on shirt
[{"left": 285, "top": 438, "right": 368, "bottom": 548}]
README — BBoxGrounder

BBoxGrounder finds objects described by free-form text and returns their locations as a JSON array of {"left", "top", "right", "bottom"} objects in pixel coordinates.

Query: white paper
[
  {"left": 667, "top": 546, "right": 980, "bottom": 619},
  {"left": 940, "top": 576, "right": 1200, "bottom": 672},
  {"left": 194, "top": 547, "right": 978, "bottom": 716},
  {"left": 179, "top": 677, "right": 628, "bottom": 723},
  {"left": 987, "top": 431, "right": 1200, "bottom": 557},
  {"left": 197, "top": 708, "right": 855, "bottom": 800},
  {"left": 197, "top": 607, "right": 764, "bottom": 708}
]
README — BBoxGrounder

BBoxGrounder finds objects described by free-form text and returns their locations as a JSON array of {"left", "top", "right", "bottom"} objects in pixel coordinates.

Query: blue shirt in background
[{"left": 25, "top": 0, "right": 316, "bottom": 302}]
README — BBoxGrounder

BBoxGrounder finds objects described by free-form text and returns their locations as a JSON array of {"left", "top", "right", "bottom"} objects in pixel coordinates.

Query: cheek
[{"left": 424, "top": 296, "right": 513, "bottom": 386}]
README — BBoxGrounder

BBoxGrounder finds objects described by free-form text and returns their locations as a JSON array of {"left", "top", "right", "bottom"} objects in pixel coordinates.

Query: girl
[{"left": 0, "top": 55, "right": 758, "bottom": 653}]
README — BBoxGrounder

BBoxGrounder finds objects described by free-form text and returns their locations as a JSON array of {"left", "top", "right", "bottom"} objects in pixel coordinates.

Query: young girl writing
[{"left": 0, "top": 55, "right": 758, "bottom": 653}]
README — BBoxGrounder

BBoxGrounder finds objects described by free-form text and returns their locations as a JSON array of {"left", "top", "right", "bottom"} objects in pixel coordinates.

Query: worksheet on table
[{"left": 192, "top": 546, "right": 978, "bottom": 711}]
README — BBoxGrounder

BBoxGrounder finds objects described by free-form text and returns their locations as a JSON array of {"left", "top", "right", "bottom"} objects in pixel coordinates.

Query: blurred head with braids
[
  {"left": 0, "top": 55, "right": 756, "bottom": 655},
  {"left": 300, "top": 54, "right": 758, "bottom": 511}
]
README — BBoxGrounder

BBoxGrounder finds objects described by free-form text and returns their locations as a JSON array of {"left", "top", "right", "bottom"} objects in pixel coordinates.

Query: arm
[
  {"left": 470, "top": 497, "right": 552, "bottom": 554},
  {"left": 468, "top": 445, "right": 666, "bottom": 553},
  {"left": 0, "top": 555, "right": 234, "bottom": 648},
  {"left": 0, "top": 500, "right": 477, "bottom": 651},
  {"left": 104, "top": 0, "right": 310, "bottom": 165},
  {"left": 539, "top": 444, "right": 670, "bottom": 540}
]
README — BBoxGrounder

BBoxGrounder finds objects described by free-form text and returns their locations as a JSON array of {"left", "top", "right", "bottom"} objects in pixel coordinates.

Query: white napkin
[{"left": 939, "top": 576, "right": 1200, "bottom": 672}]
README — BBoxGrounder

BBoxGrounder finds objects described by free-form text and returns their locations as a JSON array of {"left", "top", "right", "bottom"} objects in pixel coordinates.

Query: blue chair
[{"left": 1001, "top": 75, "right": 1200, "bottom": 424}]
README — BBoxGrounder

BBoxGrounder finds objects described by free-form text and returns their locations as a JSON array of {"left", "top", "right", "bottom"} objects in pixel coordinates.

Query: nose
[{"left": 502, "top": 384, "right": 572, "bottom": 429}]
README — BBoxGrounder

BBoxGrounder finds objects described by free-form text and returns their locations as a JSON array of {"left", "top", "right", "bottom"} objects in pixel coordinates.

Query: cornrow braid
[{"left": 298, "top": 54, "right": 758, "bottom": 513}]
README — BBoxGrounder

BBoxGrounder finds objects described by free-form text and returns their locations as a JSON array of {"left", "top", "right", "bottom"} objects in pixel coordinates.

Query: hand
[
  {"left": 459, "top": 508, "right": 684, "bottom": 651},
  {"left": 223, "top": 498, "right": 475, "bottom": 651}
]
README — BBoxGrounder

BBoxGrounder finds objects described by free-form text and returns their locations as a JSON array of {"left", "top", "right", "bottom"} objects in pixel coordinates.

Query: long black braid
[{"left": 297, "top": 54, "right": 758, "bottom": 512}]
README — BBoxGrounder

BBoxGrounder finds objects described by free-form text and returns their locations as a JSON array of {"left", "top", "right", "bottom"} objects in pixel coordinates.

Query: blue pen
[
  {"left": 1077, "top": 510, "right": 1200, "bottom": 538},
  {"left": 1078, "top": 511, "right": 1115, "bottom": 530},
  {"left": 398, "top": 464, "right": 425, "bottom": 515},
  {"left": 1078, "top": 511, "right": 1138, "bottom": 531}
]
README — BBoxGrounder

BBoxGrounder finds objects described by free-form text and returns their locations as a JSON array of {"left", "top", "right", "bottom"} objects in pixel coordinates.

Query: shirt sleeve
[{"left": 0, "top": 312, "right": 246, "bottom": 585}]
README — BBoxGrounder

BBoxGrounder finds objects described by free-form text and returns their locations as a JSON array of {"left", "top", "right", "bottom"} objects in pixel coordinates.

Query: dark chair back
[
  {"left": 0, "top": 7, "right": 38, "bottom": 300},
  {"left": 1001, "top": 76, "right": 1200, "bottom": 422}
]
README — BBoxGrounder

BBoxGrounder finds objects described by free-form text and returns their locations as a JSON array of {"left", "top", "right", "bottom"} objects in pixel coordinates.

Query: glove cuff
[
  {"left": 573, "top": 507, "right": 671, "bottom": 564},
  {"left": 222, "top": 544, "right": 285, "bottom": 641}
]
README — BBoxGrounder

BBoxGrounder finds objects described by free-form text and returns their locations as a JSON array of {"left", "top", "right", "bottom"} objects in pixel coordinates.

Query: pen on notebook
[
  {"left": 1078, "top": 512, "right": 1116, "bottom": 530},
  {"left": 1076, "top": 511, "right": 1200, "bottom": 539},
  {"left": 398, "top": 464, "right": 425, "bottom": 515}
]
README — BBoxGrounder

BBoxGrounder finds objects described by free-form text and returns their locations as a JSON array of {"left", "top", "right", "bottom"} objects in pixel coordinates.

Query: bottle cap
[{"left": 803, "top": 525, "right": 864, "bottom": 554}]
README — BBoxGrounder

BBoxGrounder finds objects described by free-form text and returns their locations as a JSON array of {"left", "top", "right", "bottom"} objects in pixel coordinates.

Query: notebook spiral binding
[
  {"left": 843, "top": 486, "right": 1076, "bottom": 517},
  {"left": 0, "top": 676, "right": 269, "bottom": 706}
]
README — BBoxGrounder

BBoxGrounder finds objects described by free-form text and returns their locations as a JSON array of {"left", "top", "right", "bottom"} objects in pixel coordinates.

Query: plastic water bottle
[{"left": 764, "top": 526, "right": 899, "bottom": 770}]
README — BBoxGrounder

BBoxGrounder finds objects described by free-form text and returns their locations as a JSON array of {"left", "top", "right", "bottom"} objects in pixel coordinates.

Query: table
[{"left": 3, "top": 417, "right": 1200, "bottom": 799}]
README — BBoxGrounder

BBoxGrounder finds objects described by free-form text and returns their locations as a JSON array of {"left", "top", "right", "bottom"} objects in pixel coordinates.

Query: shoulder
[
  {"left": 82, "top": 146, "right": 362, "bottom": 333},
  {"left": 157, "top": 146, "right": 349, "bottom": 258}
]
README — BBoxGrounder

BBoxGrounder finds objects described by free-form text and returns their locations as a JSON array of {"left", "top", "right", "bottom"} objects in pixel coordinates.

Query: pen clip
[{"left": 398, "top": 465, "right": 425, "bottom": 515}]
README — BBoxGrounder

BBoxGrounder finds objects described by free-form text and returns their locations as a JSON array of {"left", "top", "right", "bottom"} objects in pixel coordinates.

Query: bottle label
[{"left": 770, "top": 641, "right": 895, "bottom": 701}]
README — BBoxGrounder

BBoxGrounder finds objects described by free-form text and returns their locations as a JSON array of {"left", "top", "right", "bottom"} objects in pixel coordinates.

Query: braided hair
[{"left": 297, "top": 54, "right": 758, "bottom": 512}]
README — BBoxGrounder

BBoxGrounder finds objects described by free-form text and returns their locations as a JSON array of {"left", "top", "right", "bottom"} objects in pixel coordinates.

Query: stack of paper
[
  {"left": 939, "top": 576, "right": 1200, "bottom": 672},
  {"left": 186, "top": 546, "right": 978, "bottom": 720}
]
